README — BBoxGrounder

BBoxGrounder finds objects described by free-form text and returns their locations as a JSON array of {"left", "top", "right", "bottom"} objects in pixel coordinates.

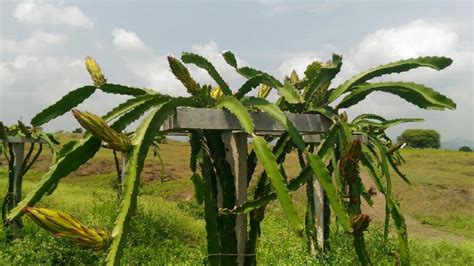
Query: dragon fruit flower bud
[
  {"left": 23, "top": 207, "right": 111, "bottom": 250},
  {"left": 257, "top": 84, "right": 272, "bottom": 99},
  {"left": 210, "top": 86, "right": 224, "bottom": 100},
  {"left": 167, "top": 56, "right": 200, "bottom": 95},
  {"left": 290, "top": 70, "right": 299, "bottom": 84},
  {"left": 85, "top": 57, "right": 106, "bottom": 87},
  {"left": 72, "top": 109, "right": 131, "bottom": 152}
]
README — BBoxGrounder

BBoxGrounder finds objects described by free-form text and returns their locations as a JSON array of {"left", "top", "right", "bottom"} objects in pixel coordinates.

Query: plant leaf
[
  {"left": 337, "top": 82, "right": 456, "bottom": 110},
  {"left": 224, "top": 166, "right": 313, "bottom": 214},
  {"left": 279, "top": 79, "right": 303, "bottom": 104},
  {"left": 6, "top": 136, "right": 102, "bottom": 223},
  {"left": 234, "top": 75, "right": 265, "bottom": 99},
  {"left": 31, "top": 86, "right": 96, "bottom": 126},
  {"left": 306, "top": 153, "right": 351, "bottom": 232},
  {"left": 100, "top": 83, "right": 151, "bottom": 96},
  {"left": 181, "top": 52, "right": 231, "bottom": 95},
  {"left": 387, "top": 155, "right": 412, "bottom": 185},
  {"left": 387, "top": 197, "right": 410, "bottom": 266},
  {"left": 361, "top": 147, "right": 385, "bottom": 195},
  {"left": 304, "top": 54, "right": 343, "bottom": 101},
  {"left": 6, "top": 97, "right": 165, "bottom": 223},
  {"left": 252, "top": 135, "right": 304, "bottom": 235},
  {"left": 241, "top": 97, "right": 305, "bottom": 150},
  {"left": 352, "top": 113, "right": 387, "bottom": 124},
  {"left": 106, "top": 108, "right": 160, "bottom": 265},
  {"left": 222, "top": 51, "right": 238, "bottom": 68},
  {"left": 102, "top": 95, "right": 161, "bottom": 122},
  {"left": 216, "top": 96, "right": 255, "bottom": 134},
  {"left": 329, "top": 56, "right": 452, "bottom": 102},
  {"left": 201, "top": 154, "right": 220, "bottom": 265},
  {"left": 106, "top": 97, "right": 197, "bottom": 265},
  {"left": 380, "top": 118, "right": 424, "bottom": 130}
]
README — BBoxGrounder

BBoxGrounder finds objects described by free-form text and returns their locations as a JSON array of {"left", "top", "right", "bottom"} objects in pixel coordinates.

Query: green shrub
[
  {"left": 459, "top": 146, "right": 472, "bottom": 152},
  {"left": 72, "top": 127, "right": 84, "bottom": 133},
  {"left": 397, "top": 129, "right": 441, "bottom": 149}
]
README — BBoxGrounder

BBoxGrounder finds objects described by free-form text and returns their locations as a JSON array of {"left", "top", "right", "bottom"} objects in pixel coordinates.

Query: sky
[{"left": 0, "top": 0, "right": 473, "bottom": 142}]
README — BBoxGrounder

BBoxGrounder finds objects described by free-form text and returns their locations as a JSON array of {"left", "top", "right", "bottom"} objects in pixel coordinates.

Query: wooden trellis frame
[
  {"left": 160, "top": 107, "right": 338, "bottom": 263},
  {"left": 1, "top": 136, "right": 46, "bottom": 234},
  {"left": 1, "top": 108, "right": 367, "bottom": 262}
]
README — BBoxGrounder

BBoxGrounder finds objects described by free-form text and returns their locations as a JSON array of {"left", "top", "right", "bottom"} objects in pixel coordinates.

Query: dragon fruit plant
[{"left": 3, "top": 51, "right": 455, "bottom": 266}]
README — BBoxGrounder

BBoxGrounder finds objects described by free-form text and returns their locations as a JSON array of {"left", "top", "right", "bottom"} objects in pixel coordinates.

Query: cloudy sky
[{"left": 0, "top": 0, "right": 473, "bottom": 142}]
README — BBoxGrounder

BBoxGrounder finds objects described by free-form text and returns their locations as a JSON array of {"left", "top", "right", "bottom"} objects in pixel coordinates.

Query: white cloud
[
  {"left": 189, "top": 41, "right": 247, "bottom": 87},
  {"left": 342, "top": 20, "right": 473, "bottom": 141},
  {"left": 124, "top": 54, "right": 185, "bottom": 96},
  {"left": 276, "top": 19, "right": 473, "bottom": 140},
  {"left": 119, "top": 41, "right": 248, "bottom": 96},
  {"left": 0, "top": 55, "right": 130, "bottom": 131},
  {"left": 257, "top": 0, "right": 341, "bottom": 16},
  {"left": 12, "top": 0, "right": 94, "bottom": 28},
  {"left": 349, "top": 19, "right": 459, "bottom": 70},
  {"left": 1, "top": 57, "right": 36, "bottom": 88},
  {"left": 277, "top": 53, "right": 322, "bottom": 78},
  {"left": 112, "top": 28, "right": 146, "bottom": 51},
  {"left": 1, "top": 31, "right": 68, "bottom": 53},
  {"left": 1, "top": 55, "right": 86, "bottom": 97},
  {"left": 0, "top": 55, "right": 86, "bottom": 125}
]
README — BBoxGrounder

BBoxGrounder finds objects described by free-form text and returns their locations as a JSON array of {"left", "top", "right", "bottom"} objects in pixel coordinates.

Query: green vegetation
[
  {"left": 1, "top": 52, "right": 457, "bottom": 265},
  {"left": 0, "top": 121, "right": 59, "bottom": 237},
  {"left": 0, "top": 139, "right": 473, "bottom": 264},
  {"left": 459, "top": 146, "right": 472, "bottom": 152},
  {"left": 397, "top": 129, "right": 441, "bottom": 149},
  {"left": 389, "top": 148, "right": 474, "bottom": 238},
  {"left": 72, "top": 128, "right": 84, "bottom": 134}
]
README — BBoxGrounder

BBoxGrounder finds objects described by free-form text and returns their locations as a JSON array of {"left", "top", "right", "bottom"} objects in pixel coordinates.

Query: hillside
[{"left": 0, "top": 135, "right": 473, "bottom": 264}]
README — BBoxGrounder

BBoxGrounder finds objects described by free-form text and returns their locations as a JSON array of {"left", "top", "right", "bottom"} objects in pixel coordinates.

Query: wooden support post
[
  {"left": 222, "top": 132, "right": 248, "bottom": 266},
  {"left": 312, "top": 179, "right": 325, "bottom": 252},
  {"left": 12, "top": 143, "right": 24, "bottom": 206},
  {"left": 11, "top": 142, "right": 25, "bottom": 234}
]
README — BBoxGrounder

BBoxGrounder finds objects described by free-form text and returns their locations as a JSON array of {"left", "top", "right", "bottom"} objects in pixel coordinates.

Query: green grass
[
  {"left": 392, "top": 148, "right": 474, "bottom": 238},
  {"left": 0, "top": 137, "right": 473, "bottom": 264}
]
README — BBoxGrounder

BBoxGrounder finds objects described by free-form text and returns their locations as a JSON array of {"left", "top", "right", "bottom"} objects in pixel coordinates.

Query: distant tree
[
  {"left": 72, "top": 128, "right": 84, "bottom": 134},
  {"left": 397, "top": 129, "right": 441, "bottom": 149},
  {"left": 459, "top": 146, "right": 472, "bottom": 152}
]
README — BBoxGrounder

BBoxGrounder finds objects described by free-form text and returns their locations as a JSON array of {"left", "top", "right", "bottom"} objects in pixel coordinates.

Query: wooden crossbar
[
  {"left": 161, "top": 107, "right": 331, "bottom": 133},
  {"left": 0, "top": 136, "right": 47, "bottom": 143}
]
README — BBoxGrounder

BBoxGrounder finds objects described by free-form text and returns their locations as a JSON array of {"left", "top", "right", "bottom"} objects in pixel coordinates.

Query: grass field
[{"left": 1, "top": 134, "right": 473, "bottom": 264}]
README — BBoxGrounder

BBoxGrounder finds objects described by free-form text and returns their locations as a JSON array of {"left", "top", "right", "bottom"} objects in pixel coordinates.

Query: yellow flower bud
[
  {"left": 85, "top": 56, "right": 106, "bottom": 87},
  {"left": 210, "top": 86, "right": 224, "bottom": 100},
  {"left": 72, "top": 109, "right": 131, "bottom": 151},
  {"left": 290, "top": 70, "right": 299, "bottom": 84},
  {"left": 23, "top": 207, "right": 111, "bottom": 250},
  {"left": 257, "top": 84, "right": 271, "bottom": 99},
  {"left": 167, "top": 56, "right": 200, "bottom": 95}
]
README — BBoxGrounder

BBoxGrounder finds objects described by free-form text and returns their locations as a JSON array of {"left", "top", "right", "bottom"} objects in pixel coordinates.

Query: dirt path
[{"left": 360, "top": 174, "right": 471, "bottom": 242}]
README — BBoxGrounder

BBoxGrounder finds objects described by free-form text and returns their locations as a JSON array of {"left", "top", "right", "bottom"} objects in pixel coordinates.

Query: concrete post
[{"left": 222, "top": 132, "right": 248, "bottom": 266}]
